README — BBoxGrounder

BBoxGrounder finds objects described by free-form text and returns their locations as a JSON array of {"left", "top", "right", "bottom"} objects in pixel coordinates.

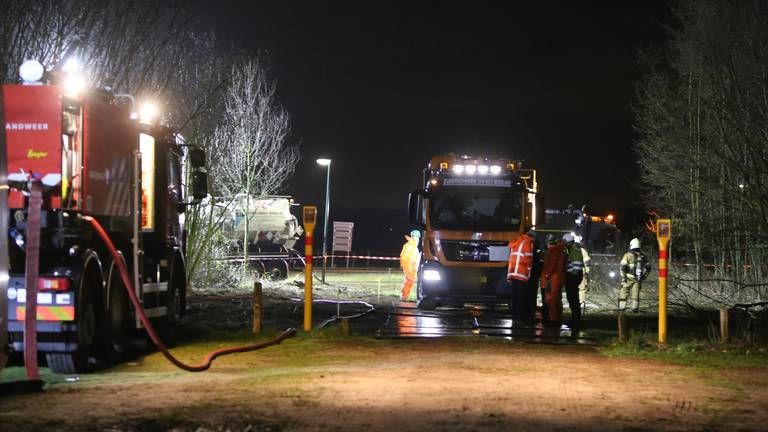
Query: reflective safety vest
[
  {"left": 566, "top": 243, "right": 585, "bottom": 275},
  {"left": 507, "top": 234, "right": 534, "bottom": 281}
]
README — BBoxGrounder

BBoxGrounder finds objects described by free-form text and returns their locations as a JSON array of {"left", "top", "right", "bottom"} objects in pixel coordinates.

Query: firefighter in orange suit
[
  {"left": 507, "top": 229, "right": 536, "bottom": 321},
  {"left": 540, "top": 236, "right": 567, "bottom": 324},
  {"left": 400, "top": 230, "right": 421, "bottom": 301}
]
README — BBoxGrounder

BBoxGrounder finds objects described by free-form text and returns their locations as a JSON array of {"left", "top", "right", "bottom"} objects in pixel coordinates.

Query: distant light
[
  {"left": 139, "top": 101, "right": 159, "bottom": 124},
  {"left": 429, "top": 178, "right": 438, "bottom": 186},
  {"left": 738, "top": 183, "right": 745, "bottom": 190},
  {"left": 608, "top": 271, "right": 616, "bottom": 278},
  {"left": 605, "top": 214, "right": 615, "bottom": 223},
  {"left": 490, "top": 165, "right": 502, "bottom": 175},
  {"left": 19, "top": 60, "right": 44, "bottom": 83},
  {"left": 453, "top": 164, "right": 465, "bottom": 174},
  {"left": 316, "top": 158, "right": 331, "bottom": 166},
  {"left": 465, "top": 165, "right": 477, "bottom": 175},
  {"left": 478, "top": 165, "right": 489, "bottom": 175}
]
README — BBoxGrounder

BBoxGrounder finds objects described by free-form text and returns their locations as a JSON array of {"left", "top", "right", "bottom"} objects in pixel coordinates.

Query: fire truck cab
[
  {"left": 1, "top": 66, "right": 207, "bottom": 373},
  {"left": 408, "top": 154, "right": 540, "bottom": 310}
]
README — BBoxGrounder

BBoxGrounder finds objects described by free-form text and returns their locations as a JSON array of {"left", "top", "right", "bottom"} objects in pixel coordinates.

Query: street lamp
[{"left": 316, "top": 158, "right": 331, "bottom": 283}]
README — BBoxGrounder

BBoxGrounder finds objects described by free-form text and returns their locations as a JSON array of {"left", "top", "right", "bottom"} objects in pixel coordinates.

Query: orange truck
[
  {"left": 1, "top": 61, "right": 207, "bottom": 373},
  {"left": 407, "top": 154, "right": 540, "bottom": 310}
]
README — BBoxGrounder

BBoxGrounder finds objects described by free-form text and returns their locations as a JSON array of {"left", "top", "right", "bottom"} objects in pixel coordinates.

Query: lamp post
[{"left": 316, "top": 158, "right": 331, "bottom": 283}]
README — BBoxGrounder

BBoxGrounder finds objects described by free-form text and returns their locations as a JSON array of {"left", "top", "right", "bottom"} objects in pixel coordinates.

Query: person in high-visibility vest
[
  {"left": 575, "top": 235, "right": 592, "bottom": 312},
  {"left": 619, "top": 237, "right": 651, "bottom": 312},
  {"left": 563, "top": 233, "right": 585, "bottom": 325},
  {"left": 507, "top": 229, "right": 536, "bottom": 321},
  {"left": 540, "top": 235, "right": 567, "bottom": 324},
  {"left": 400, "top": 230, "right": 422, "bottom": 301}
]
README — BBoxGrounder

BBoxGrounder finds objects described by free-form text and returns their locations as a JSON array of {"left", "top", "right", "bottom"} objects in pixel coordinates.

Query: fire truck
[
  {"left": 0, "top": 61, "right": 208, "bottom": 374},
  {"left": 407, "top": 154, "right": 540, "bottom": 310}
]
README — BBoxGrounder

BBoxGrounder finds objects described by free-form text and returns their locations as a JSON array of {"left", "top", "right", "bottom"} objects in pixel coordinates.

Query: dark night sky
[{"left": 193, "top": 1, "right": 671, "bottom": 251}]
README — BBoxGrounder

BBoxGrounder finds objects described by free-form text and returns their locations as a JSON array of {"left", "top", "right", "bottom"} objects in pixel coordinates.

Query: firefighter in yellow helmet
[
  {"left": 400, "top": 230, "right": 422, "bottom": 301},
  {"left": 619, "top": 237, "right": 651, "bottom": 312}
]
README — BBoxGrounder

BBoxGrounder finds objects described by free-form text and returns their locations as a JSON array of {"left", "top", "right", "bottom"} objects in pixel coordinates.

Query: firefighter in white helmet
[{"left": 618, "top": 237, "right": 651, "bottom": 312}]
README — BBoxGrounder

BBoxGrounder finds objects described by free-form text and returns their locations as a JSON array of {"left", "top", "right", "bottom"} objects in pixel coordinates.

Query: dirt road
[{"left": 2, "top": 335, "right": 767, "bottom": 432}]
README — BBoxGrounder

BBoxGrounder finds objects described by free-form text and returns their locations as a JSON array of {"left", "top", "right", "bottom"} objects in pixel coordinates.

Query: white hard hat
[
  {"left": 563, "top": 233, "right": 574, "bottom": 243},
  {"left": 629, "top": 238, "right": 641, "bottom": 249}
]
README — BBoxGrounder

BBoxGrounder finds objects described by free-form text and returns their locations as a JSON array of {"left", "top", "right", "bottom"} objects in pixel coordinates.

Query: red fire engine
[{"left": 0, "top": 61, "right": 207, "bottom": 374}]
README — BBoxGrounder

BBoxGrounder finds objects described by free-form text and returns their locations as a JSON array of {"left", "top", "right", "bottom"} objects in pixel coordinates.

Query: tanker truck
[{"left": 213, "top": 195, "right": 304, "bottom": 279}]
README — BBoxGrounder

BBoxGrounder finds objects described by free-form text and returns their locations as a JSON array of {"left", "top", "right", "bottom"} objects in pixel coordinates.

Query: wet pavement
[{"left": 377, "top": 302, "right": 598, "bottom": 345}]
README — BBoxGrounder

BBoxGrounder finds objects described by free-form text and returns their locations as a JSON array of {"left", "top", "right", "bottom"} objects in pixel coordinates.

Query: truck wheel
[
  {"left": 267, "top": 260, "right": 289, "bottom": 280},
  {"left": 417, "top": 296, "right": 437, "bottom": 311},
  {"left": 100, "top": 259, "right": 129, "bottom": 365},
  {"left": 47, "top": 265, "right": 100, "bottom": 374}
]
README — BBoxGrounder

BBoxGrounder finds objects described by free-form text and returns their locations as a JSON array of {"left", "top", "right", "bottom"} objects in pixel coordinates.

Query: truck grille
[{"left": 440, "top": 240, "right": 509, "bottom": 262}]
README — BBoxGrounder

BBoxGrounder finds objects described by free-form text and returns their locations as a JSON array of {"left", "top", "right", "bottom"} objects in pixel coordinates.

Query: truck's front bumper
[{"left": 418, "top": 262, "right": 511, "bottom": 305}]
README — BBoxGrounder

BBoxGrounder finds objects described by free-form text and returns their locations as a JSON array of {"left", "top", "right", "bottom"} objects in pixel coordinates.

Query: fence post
[
  {"left": 618, "top": 312, "right": 627, "bottom": 343},
  {"left": 720, "top": 307, "right": 729, "bottom": 344},
  {"left": 252, "top": 281, "right": 262, "bottom": 334}
]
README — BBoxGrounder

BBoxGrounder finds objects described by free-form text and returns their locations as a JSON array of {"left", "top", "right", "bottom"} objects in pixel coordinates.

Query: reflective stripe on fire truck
[{"left": 16, "top": 305, "right": 75, "bottom": 321}]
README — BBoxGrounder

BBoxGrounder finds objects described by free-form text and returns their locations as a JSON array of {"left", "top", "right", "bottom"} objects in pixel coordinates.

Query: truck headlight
[{"left": 423, "top": 269, "right": 441, "bottom": 281}]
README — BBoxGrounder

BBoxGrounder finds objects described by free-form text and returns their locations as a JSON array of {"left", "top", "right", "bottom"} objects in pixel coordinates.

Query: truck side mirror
[
  {"left": 189, "top": 148, "right": 206, "bottom": 169},
  {"left": 191, "top": 171, "right": 208, "bottom": 201},
  {"left": 408, "top": 190, "right": 427, "bottom": 229}
]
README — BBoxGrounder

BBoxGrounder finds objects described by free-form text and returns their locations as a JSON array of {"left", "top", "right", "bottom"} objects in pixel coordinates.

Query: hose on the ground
[{"left": 83, "top": 215, "right": 296, "bottom": 372}]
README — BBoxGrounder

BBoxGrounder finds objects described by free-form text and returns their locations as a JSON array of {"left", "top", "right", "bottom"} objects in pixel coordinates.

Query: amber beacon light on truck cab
[{"left": 407, "top": 154, "right": 541, "bottom": 310}]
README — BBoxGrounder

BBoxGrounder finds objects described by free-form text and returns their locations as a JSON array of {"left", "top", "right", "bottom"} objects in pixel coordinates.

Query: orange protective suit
[
  {"left": 540, "top": 240, "right": 567, "bottom": 322},
  {"left": 400, "top": 234, "right": 420, "bottom": 300}
]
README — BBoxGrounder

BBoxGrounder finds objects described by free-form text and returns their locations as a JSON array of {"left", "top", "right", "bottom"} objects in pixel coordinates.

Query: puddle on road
[{"left": 377, "top": 302, "right": 598, "bottom": 345}]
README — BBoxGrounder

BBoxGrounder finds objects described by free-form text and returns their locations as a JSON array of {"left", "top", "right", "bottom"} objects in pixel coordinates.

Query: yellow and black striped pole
[
  {"left": 302, "top": 206, "right": 317, "bottom": 332},
  {"left": 656, "top": 219, "right": 671, "bottom": 345}
]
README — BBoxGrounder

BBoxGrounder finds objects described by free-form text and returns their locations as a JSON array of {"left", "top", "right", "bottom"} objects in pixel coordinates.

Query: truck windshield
[{"left": 429, "top": 187, "right": 522, "bottom": 231}]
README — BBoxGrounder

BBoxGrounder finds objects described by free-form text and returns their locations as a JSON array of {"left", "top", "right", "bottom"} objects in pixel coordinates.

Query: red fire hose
[{"left": 83, "top": 215, "right": 296, "bottom": 372}]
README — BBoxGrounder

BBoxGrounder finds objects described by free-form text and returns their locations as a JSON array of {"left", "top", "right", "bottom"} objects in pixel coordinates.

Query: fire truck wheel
[
  {"left": 100, "top": 259, "right": 129, "bottom": 364},
  {"left": 46, "top": 264, "right": 101, "bottom": 374},
  {"left": 156, "top": 259, "right": 184, "bottom": 347}
]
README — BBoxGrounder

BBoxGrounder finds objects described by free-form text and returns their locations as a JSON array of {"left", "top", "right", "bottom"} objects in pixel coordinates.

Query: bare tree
[
  {"left": 635, "top": 0, "right": 768, "bottom": 309},
  {"left": 209, "top": 58, "right": 299, "bottom": 265}
]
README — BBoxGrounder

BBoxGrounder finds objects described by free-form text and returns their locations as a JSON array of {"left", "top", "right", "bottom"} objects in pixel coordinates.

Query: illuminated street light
[{"left": 316, "top": 158, "right": 332, "bottom": 283}]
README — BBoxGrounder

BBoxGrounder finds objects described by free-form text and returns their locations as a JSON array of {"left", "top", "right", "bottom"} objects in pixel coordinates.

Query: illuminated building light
[
  {"left": 605, "top": 214, "right": 615, "bottom": 223},
  {"left": 429, "top": 178, "right": 438, "bottom": 186},
  {"left": 478, "top": 165, "right": 489, "bottom": 175},
  {"left": 465, "top": 165, "right": 477, "bottom": 175},
  {"left": 490, "top": 165, "right": 502, "bottom": 175},
  {"left": 453, "top": 164, "right": 465, "bottom": 174}
]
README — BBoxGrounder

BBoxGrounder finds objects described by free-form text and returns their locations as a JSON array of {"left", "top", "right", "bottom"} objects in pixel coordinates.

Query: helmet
[
  {"left": 546, "top": 234, "right": 558, "bottom": 244},
  {"left": 526, "top": 228, "right": 536, "bottom": 238},
  {"left": 410, "top": 230, "right": 421, "bottom": 239},
  {"left": 574, "top": 234, "right": 583, "bottom": 244},
  {"left": 563, "top": 233, "right": 575, "bottom": 243},
  {"left": 629, "top": 238, "right": 641, "bottom": 250}
]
